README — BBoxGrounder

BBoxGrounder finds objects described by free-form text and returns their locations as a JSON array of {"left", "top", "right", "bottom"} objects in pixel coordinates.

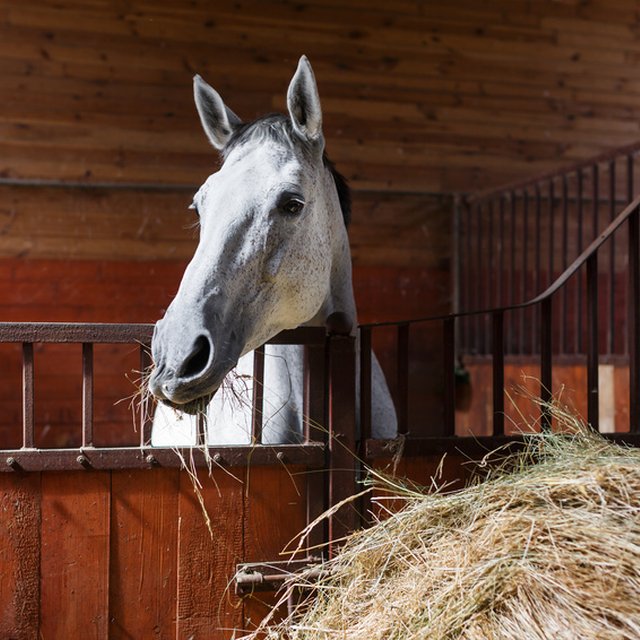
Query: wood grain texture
[
  {"left": 1, "top": 0, "right": 639, "bottom": 193},
  {"left": 0, "top": 473, "right": 41, "bottom": 640},
  {"left": 176, "top": 467, "right": 244, "bottom": 639},
  {"left": 109, "top": 469, "right": 180, "bottom": 639},
  {"left": 40, "top": 471, "right": 111, "bottom": 639},
  {"left": 0, "top": 184, "right": 451, "bottom": 267},
  {"left": 242, "top": 465, "right": 309, "bottom": 632}
]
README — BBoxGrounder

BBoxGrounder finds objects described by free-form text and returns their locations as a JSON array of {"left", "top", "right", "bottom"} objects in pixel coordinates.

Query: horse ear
[
  {"left": 193, "top": 75, "right": 242, "bottom": 150},
  {"left": 287, "top": 56, "right": 323, "bottom": 144}
]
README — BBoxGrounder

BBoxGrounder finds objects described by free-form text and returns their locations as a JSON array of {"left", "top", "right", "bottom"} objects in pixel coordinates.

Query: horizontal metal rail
[{"left": 359, "top": 195, "right": 640, "bottom": 442}]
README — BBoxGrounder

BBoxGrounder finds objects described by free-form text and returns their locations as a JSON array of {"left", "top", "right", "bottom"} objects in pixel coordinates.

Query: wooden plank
[
  {"left": 40, "top": 471, "right": 110, "bottom": 639},
  {"left": 242, "top": 465, "right": 309, "bottom": 632},
  {"left": 0, "top": 473, "right": 41, "bottom": 640},
  {"left": 109, "top": 468, "right": 180, "bottom": 639},
  {"left": 176, "top": 467, "right": 244, "bottom": 639}
]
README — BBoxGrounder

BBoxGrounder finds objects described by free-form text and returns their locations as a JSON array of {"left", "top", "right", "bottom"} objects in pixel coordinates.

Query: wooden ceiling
[{"left": 2, "top": 0, "right": 640, "bottom": 195}]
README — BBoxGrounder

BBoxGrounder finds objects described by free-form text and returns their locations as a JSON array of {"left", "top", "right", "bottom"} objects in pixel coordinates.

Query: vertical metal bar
[
  {"left": 509, "top": 192, "right": 517, "bottom": 351},
  {"left": 498, "top": 196, "right": 505, "bottom": 306},
  {"left": 534, "top": 185, "right": 541, "bottom": 353},
  {"left": 304, "top": 340, "right": 327, "bottom": 549},
  {"left": 548, "top": 179, "right": 555, "bottom": 291},
  {"left": 397, "top": 324, "right": 409, "bottom": 436},
  {"left": 251, "top": 345, "right": 265, "bottom": 444},
  {"left": 628, "top": 203, "right": 640, "bottom": 432},
  {"left": 476, "top": 202, "right": 483, "bottom": 352},
  {"left": 586, "top": 254, "right": 599, "bottom": 431},
  {"left": 609, "top": 160, "right": 616, "bottom": 355},
  {"left": 443, "top": 317, "right": 456, "bottom": 437},
  {"left": 540, "top": 297, "right": 553, "bottom": 430},
  {"left": 593, "top": 163, "right": 599, "bottom": 238},
  {"left": 359, "top": 326, "right": 372, "bottom": 443},
  {"left": 521, "top": 191, "right": 529, "bottom": 354},
  {"left": 561, "top": 175, "right": 569, "bottom": 353},
  {"left": 492, "top": 311, "right": 504, "bottom": 436},
  {"left": 488, "top": 200, "right": 495, "bottom": 307},
  {"left": 576, "top": 169, "right": 584, "bottom": 353},
  {"left": 139, "top": 344, "right": 153, "bottom": 447},
  {"left": 82, "top": 342, "right": 94, "bottom": 447},
  {"left": 22, "top": 343, "right": 34, "bottom": 448},
  {"left": 464, "top": 201, "right": 472, "bottom": 350},
  {"left": 326, "top": 334, "right": 357, "bottom": 552},
  {"left": 627, "top": 154, "right": 635, "bottom": 357}
]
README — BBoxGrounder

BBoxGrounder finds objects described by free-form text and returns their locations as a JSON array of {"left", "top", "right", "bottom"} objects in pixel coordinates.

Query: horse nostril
[{"left": 180, "top": 335, "right": 212, "bottom": 379}]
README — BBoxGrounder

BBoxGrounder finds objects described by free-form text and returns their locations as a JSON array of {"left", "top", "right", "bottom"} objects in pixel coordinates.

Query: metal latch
[{"left": 234, "top": 556, "right": 327, "bottom": 595}]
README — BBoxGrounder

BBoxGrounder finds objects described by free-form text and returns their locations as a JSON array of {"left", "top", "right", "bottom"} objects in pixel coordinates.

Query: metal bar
[
  {"left": 0, "top": 443, "right": 327, "bottom": 472},
  {"left": 488, "top": 200, "right": 495, "bottom": 308},
  {"left": 627, "top": 153, "right": 635, "bottom": 356},
  {"left": 443, "top": 318, "right": 456, "bottom": 437},
  {"left": 629, "top": 203, "right": 640, "bottom": 432},
  {"left": 509, "top": 191, "right": 517, "bottom": 351},
  {"left": 609, "top": 160, "right": 616, "bottom": 355},
  {"left": 22, "top": 343, "right": 34, "bottom": 449},
  {"left": 251, "top": 346, "right": 265, "bottom": 444},
  {"left": 498, "top": 196, "right": 505, "bottom": 305},
  {"left": 521, "top": 191, "right": 528, "bottom": 354},
  {"left": 593, "top": 163, "right": 599, "bottom": 238},
  {"left": 397, "top": 324, "right": 409, "bottom": 436},
  {"left": 540, "top": 297, "right": 553, "bottom": 430},
  {"left": 548, "top": 179, "right": 555, "bottom": 291},
  {"left": 359, "top": 327, "right": 372, "bottom": 443},
  {"left": 464, "top": 201, "right": 472, "bottom": 350},
  {"left": 82, "top": 343, "right": 94, "bottom": 448},
  {"left": 303, "top": 342, "right": 328, "bottom": 550},
  {"left": 577, "top": 169, "right": 584, "bottom": 354},
  {"left": 586, "top": 254, "right": 599, "bottom": 431},
  {"left": 361, "top": 196, "right": 640, "bottom": 331},
  {"left": 492, "top": 311, "right": 504, "bottom": 436},
  {"left": 534, "top": 185, "right": 541, "bottom": 353},
  {"left": 325, "top": 334, "right": 358, "bottom": 551},
  {"left": 476, "top": 202, "right": 483, "bottom": 352},
  {"left": 366, "top": 432, "right": 640, "bottom": 459},
  {"left": 358, "top": 326, "right": 373, "bottom": 526},
  {"left": 561, "top": 175, "right": 569, "bottom": 353},
  {"left": 139, "top": 344, "right": 153, "bottom": 447}
]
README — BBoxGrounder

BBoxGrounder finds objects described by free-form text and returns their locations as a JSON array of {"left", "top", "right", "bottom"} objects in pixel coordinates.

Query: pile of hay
[{"left": 247, "top": 415, "right": 640, "bottom": 639}]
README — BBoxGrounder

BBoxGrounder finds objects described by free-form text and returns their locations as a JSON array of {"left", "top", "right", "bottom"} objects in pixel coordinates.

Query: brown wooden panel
[
  {"left": 242, "top": 465, "right": 309, "bottom": 632},
  {"left": 0, "top": 185, "right": 450, "bottom": 268},
  {"left": 0, "top": 473, "right": 41, "bottom": 640},
  {"left": 109, "top": 468, "right": 180, "bottom": 639},
  {"left": 2, "top": 0, "right": 640, "bottom": 193},
  {"left": 176, "top": 468, "right": 244, "bottom": 639},
  {"left": 40, "top": 471, "right": 110, "bottom": 639}
]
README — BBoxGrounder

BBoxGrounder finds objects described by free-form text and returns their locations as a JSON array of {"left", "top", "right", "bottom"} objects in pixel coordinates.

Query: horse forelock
[{"left": 222, "top": 113, "right": 351, "bottom": 228}]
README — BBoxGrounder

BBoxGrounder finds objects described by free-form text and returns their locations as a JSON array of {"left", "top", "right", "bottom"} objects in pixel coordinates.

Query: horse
[{"left": 148, "top": 56, "right": 397, "bottom": 445}]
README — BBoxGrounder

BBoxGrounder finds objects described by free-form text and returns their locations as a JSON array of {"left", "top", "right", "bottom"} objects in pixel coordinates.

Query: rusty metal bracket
[{"left": 234, "top": 557, "right": 327, "bottom": 595}]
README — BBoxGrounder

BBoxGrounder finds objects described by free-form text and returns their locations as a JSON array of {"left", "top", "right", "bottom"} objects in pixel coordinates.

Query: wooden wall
[{"left": 2, "top": 0, "right": 640, "bottom": 193}]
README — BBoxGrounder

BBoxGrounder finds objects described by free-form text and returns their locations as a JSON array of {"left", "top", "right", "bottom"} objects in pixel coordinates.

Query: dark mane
[{"left": 223, "top": 114, "right": 351, "bottom": 228}]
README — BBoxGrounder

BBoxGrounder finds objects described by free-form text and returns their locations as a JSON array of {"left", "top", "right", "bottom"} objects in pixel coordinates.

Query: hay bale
[{"left": 248, "top": 416, "right": 640, "bottom": 639}]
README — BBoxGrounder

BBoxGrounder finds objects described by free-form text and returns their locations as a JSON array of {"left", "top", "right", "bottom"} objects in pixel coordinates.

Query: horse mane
[{"left": 222, "top": 114, "right": 352, "bottom": 228}]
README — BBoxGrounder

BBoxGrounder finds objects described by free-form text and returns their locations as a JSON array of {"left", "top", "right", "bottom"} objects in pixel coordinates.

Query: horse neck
[{"left": 304, "top": 171, "right": 357, "bottom": 332}]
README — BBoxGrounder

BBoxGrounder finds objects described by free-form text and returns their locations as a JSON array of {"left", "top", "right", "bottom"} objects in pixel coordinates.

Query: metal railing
[
  {"left": 460, "top": 141, "right": 640, "bottom": 357},
  {"left": 361, "top": 194, "right": 640, "bottom": 455}
]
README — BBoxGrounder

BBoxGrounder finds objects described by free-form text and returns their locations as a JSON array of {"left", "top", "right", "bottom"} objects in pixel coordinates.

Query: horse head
[{"left": 149, "top": 56, "right": 354, "bottom": 414}]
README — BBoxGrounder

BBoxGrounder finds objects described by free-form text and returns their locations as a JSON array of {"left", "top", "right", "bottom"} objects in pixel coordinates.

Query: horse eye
[{"left": 281, "top": 199, "right": 305, "bottom": 215}]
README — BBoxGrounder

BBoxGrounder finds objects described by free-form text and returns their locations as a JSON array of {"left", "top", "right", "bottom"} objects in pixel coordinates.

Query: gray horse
[{"left": 149, "top": 56, "right": 397, "bottom": 445}]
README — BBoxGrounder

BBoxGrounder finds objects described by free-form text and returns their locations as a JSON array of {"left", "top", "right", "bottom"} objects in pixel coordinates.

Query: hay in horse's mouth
[{"left": 160, "top": 394, "right": 213, "bottom": 416}]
